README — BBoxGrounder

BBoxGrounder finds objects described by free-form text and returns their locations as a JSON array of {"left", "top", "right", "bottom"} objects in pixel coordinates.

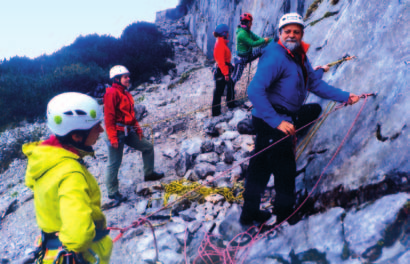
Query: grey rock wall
[{"left": 183, "top": 0, "right": 410, "bottom": 193}]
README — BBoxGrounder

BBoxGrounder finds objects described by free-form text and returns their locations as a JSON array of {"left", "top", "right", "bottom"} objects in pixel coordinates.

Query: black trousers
[
  {"left": 212, "top": 77, "right": 236, "bottom": 117},
  {"left": 243, "top": 103, "right": 322, "bottom": 221}
]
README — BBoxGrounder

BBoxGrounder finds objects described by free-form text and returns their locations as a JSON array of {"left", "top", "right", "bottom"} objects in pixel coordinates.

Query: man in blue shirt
[{"left": 240, "top": 13, "right": 359, "bottom": 226}]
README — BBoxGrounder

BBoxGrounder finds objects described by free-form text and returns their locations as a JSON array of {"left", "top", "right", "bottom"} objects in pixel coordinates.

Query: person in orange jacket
[
  {"left": 104, "top": 65, "right": 164, "bottom": 207},
  {"left": 212, "top": 24, "right": 238, "bottom": 117}
]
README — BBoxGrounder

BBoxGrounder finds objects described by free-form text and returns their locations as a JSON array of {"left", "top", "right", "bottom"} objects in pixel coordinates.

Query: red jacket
[
  {"left": 103, "top": 83, "right": 139, "bottom": 144},
  {"left": 213, "top": 37, "right": 232, "bottom": 76}
]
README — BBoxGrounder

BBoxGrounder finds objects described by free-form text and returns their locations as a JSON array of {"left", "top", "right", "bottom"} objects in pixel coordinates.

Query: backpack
[{"left": 88, "top": 83, "right": 109, "bottom": 105}]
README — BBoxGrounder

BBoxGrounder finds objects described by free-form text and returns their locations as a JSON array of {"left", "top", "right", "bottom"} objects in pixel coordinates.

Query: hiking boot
[
  {"left": 275, "top": 210, "right": 302, "bottom": 226},
  {"left": 107, "top": 192, "right": 127, "bottom": 208},
  {"left": 287, "top": 212, "right": 303, "bottom": 225},
  {"left": 144, "top": 171, "right": 164, "bottom": 181},
  {"left": 228, "top": 101, "right": 242, "bottom": 110},
  {"left": 240, "top": 209, "right": 271, "bottom": 226}
]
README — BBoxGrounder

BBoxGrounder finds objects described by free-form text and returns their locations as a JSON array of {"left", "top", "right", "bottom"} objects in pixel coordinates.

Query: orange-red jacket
[
  {"left": 213, "top": 37, "right": 232, "bottom": 76},
  {"left": 103, "top": 83, "right": 138, "bottom": 144}
]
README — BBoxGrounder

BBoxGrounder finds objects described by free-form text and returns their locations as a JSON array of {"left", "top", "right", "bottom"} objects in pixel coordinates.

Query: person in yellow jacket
[{"left": 23, "top": 92, "right": 112, "bottom": 264}]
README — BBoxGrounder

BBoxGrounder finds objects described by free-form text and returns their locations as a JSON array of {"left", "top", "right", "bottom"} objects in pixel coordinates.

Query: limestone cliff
[{"left": 182, "top": 0, "right": 409, "bottom": 193}]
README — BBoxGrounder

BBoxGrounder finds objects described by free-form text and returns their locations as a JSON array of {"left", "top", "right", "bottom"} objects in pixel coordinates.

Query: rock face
[{"left": 185, "top": 0, "right": 409, "bottom": 193}]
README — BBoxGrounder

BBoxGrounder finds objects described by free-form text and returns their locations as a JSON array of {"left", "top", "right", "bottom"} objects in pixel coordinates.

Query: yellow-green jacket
[{"left": 23, "top": 136, "right": 112, "bottom": 264}]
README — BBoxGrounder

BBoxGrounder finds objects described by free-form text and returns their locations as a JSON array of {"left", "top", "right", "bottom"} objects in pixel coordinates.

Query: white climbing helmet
[
  {"left": 109, "top": 65, "right": 130, "bottom": 79},
  {"left": 278, "top": 13, "right": 304, "bottom": 30},
  {"left": 47, "top": 92, "right": 103, "bottom": 136}
]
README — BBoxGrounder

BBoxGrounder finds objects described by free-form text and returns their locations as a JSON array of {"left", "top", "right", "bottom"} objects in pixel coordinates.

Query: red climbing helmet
[{"left": 240, "top": 13, "right": 253, "bottom": 22}]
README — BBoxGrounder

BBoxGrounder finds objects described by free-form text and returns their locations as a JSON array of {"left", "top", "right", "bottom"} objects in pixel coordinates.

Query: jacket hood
[{"left": 23, "top": 140, "right": 82, "bottom": 188}]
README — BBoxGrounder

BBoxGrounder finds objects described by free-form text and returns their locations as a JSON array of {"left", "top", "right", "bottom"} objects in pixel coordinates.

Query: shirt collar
[{"left": 278, "top": 39, "right": 310, "bottom": 57}]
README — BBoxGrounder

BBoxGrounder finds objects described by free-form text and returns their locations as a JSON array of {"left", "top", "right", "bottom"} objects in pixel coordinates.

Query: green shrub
[
  {"left": 304, "top": 0, "right": 323, "bottom": 20},
  {"left": 120, "top": 22, "right": 174, "bottom": 83},
  {"left": 0, "top": 63, "right": 105, "bottom": 127}
]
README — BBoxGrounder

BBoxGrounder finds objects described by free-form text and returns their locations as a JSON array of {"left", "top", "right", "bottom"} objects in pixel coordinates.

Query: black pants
[
  {"left": 243, "top": 103, "right": 322, "bottom": 221},
  {"left": 212, "top": 76, "right": 236, "bottom": 117}
]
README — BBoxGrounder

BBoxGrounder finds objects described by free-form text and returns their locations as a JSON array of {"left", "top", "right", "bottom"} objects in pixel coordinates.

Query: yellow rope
[
  {"left": 162, "top": 179, "right": 244, "bottom": 205},
  {"left": 140, "top": 56, "right": 354, "bottom": 136},
  {"left": 141, "top": 124, "right": 154, "bottom": 145},
  {"left": 295, "top": 55, "right": 356, "bottom": 158},
  {"left": 295, "top": 101, "right": 336, "bottom": 160},
  {"left": 295, "top": 101, "right": 332, "bottom": 154}
]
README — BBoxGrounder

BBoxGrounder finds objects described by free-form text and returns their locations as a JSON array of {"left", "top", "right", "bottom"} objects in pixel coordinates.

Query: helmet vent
[
  {"left": 63, "top": 111, "right": 74, "bottom": 116},
  {"left": 74, "top": 110, "right": 87, "bottom": 116}
]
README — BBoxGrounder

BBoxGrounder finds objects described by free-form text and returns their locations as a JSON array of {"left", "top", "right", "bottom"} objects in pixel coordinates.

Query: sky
[{"left": 1, "top": 0, "right": 179, "bottom": 60}]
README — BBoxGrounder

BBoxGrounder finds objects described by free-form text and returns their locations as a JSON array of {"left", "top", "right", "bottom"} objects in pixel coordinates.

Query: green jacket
[{"left": 236, "top": 27, "right": 267, "bottom": 57}]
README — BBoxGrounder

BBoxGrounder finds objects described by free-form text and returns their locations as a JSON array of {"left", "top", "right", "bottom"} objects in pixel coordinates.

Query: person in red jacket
[
  {"left": 104, "top": 65, "right": 164, "bottom": 206},
  {"left": 212, "top": 24, "right": 238, "bottom": 117}
]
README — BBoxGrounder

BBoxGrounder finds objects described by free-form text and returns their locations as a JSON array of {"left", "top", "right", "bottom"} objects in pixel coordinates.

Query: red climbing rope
[
  {"left": 108, "top": 93, "right": 376, "bottom": 264},
  {"left": 107, "top": 217, "right": 159, "bottom": 262},
  {"left": 194, "top": 93, "right": 375, "bottom": 264}
]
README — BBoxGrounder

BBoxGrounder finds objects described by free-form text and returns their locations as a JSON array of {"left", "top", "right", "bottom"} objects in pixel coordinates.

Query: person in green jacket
[
  {"left": 232, "top": 13, "right": 272, "bottom": 83},
  {"left": 23, "top": 92, "right": 112, "bottom": 264}
]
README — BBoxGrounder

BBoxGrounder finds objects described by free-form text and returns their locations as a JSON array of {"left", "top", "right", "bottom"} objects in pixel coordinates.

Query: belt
[
  {"left": 116, "top": 123, "right": 133, "bottom": 136},
  {"left": 41, "top": 229, "right": 109, "bottom": 250},
  {"left": 272, "top": 104, "right": 296, "bottom": 118}
]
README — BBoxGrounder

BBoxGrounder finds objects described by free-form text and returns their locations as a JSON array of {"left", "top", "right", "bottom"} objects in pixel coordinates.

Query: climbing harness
[{"left": 29, "top": 230, "right": 106, "bottom": 264}]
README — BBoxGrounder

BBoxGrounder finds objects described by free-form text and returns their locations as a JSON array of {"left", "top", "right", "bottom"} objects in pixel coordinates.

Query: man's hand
[
  {"left": 347, "top": 93, "right": 360, "bottom": 105},
  {"left": 314, "top": 64, "right": 330, "bottom": 72},
  {"left": 277, "top": 121, "right": 295, "bottom": 136},
  {"left": 224, "top": 75, "right": 230, "bottom": 81},
  {"left": 111, "top": 142, "right": 119, "bottom": 149},
  {"left": 264, "top": 37, "right": 269, "bottom": 43}
]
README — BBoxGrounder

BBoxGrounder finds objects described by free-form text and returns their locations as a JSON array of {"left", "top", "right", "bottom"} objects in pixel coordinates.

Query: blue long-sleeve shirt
[{"left": 248, "top": 41, "right": 349, "bottom": 129}]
